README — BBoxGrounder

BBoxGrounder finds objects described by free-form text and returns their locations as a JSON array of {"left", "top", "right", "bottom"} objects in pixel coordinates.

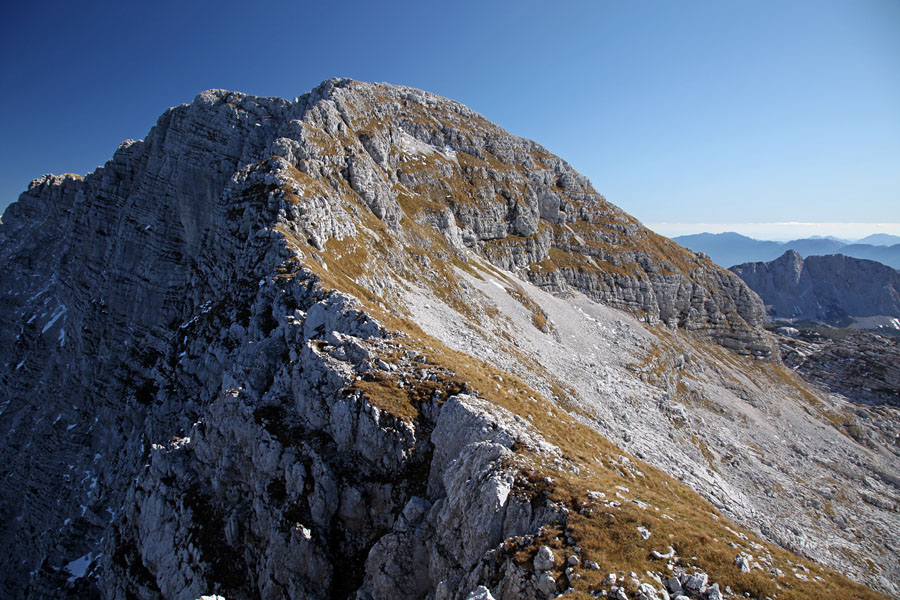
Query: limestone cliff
[{"left": 1, "top": 80, "right": 897, "bottom": 600}]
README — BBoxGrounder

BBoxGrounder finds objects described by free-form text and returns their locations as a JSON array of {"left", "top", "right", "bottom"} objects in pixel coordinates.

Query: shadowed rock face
[
  {"left": 3, "top": 80, "right": 898, "bottom": 600},
  {"left": 730, "top": 250, "right": 900, "bottom": 325}
]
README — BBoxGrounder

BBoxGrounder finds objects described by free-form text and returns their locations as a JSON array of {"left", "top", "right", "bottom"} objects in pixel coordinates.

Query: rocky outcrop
[
  {"left": 106, "top": 387, "right": 562, "bottom": 600},
  {"left": 1, "top": 80, "right": 895, "bottom": 600},
  {"left": 0, "top": 80, "right": 602, "bottom": 598},
  {"left": 778, "top": 330, "right": 900, "bottom": 407},
  {"left": 731, "top": 250, "right": 900, "bottom": 325}
]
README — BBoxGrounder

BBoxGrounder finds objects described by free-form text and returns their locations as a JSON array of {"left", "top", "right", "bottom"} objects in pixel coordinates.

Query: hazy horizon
[{"left": 647, "top": 222, "right": 900, "bottom": 243}]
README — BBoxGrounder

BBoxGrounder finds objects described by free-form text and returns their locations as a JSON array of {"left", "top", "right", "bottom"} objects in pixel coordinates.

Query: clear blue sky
[{"left": 2, "top": 0, "right": 898, "bottom": 237}]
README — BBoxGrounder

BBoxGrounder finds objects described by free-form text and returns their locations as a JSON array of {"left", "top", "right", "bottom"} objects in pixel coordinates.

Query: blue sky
[{"left": 2, "top": 0, "right": 898, "bottom": 239}]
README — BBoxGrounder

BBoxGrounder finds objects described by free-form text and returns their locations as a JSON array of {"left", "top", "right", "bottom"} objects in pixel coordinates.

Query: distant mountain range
[
  {"left": 672, "top": 231, "right": 900, "bottom": 269},
  {"left": 858, "top": 233, "right": 900, "bottom": 246}
]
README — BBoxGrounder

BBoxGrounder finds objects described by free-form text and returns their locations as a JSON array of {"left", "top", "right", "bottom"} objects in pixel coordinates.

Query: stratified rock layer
[
  {"left": 318, "top": 81, "right": 772, "bottom": 356},
  {"left": 1, "top": 80, "right": 896, "bottom": 600}
]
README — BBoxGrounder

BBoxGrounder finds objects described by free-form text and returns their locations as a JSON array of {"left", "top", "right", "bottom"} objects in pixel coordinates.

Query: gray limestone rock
[
  {"left": 664, "top": 576, "right": 683, "bottom": 596},
  {"left": 533, "top": 546, "right": 556, "bottom": 572},
  {"left": 735, "top": 553, "right": 752, "bottom": 573},
  {"left": 637, "top": 583, "right": 662, "bottom": 600},
  {"left": 534, "top": 572, "right": 557, "bottom": 597},
  {"left": 778, "top": 330, "right": 900, "bottom": 407},
  {"left": 681, "top": 572, "right": 708, "bottom": 594},
  {"left": 704, "top": 583, "right": 723, "bottom": 600},
  {"left": 0, "top": 78, "right": 897, "bottom": 600},
  {"left": 465, "top": 586, "right": 496, "bottom": 600}
]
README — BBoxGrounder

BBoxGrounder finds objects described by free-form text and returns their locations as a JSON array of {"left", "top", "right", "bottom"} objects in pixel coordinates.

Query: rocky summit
[{"left": 1, "top": 79, "right": 898, "bottom": 600}]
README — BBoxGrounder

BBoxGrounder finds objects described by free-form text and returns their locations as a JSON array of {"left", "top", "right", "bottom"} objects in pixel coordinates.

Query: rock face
[
  {"left": 1, "top": 80, "right": 898, "bottom": 600},
  {"left": 730, "top": 250, "right": 900, "bottom": 325}
]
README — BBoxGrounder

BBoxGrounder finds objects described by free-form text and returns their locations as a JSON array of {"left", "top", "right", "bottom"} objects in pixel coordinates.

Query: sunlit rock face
[{"left": 1, "top": 80, "right": 897, "bottom": 600}]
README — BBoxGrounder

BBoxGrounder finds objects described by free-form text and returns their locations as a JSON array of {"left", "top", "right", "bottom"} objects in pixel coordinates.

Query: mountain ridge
[
  {"left": 1, "top": 79, "right": 897, "bottom": 599},
  {"left": 857, "top": 233, "right": 900, "bottom": 246},
  {"left": 673, "top": 231, "right": 900, "bottom": 269}
]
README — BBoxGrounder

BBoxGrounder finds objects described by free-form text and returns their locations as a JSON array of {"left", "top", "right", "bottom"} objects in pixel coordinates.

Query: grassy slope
[{"left": 269, "top": 186, "right": 885, "bottom": 599}]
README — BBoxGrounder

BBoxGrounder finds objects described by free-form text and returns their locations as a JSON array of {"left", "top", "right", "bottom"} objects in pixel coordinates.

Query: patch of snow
[
  {"left": 399, "top": 131, "right": 435, "bottom": 156},
  {"left": 41, "top": 305, "right": 67, "bottom": 334},
  {"left": 180, "top": 315, "right": 199, "bottom": 329},
  {"left": 64, "top": 552, "right": 93, "bottom": 581},
  {"left": 28, "top": 281, "right": 53, "bottom": 302}
]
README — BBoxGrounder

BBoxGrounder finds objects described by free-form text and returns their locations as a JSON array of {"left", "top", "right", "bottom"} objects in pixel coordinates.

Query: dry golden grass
[
  {"left": 350, "top": 293, "right": 887, "bottom": 599},
  {"left": 499, "top": 420, "right": 886, "bottom": 600},
  {"left": 531, "top": 310, "right": 549, "bottom": 331},
  {"left": 345, "top": 359, "right": 466, "bottom": 421}
]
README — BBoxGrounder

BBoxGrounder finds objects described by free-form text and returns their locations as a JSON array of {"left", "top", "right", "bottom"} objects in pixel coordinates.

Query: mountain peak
[
  {"left": 1, "top": 81, "right": 897, "bottom": 599},
  {"left": 731, "top": 251, "right": 900, "bottom": 326},
  {"left": 778, "top": 248, "right": 803, "bottom": 262},
  {"left": 674, "top": 231, "right": 900, "bottom": 270},
  {"left": 857, "top": 233, "right": 900, "bottom": 246}
]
